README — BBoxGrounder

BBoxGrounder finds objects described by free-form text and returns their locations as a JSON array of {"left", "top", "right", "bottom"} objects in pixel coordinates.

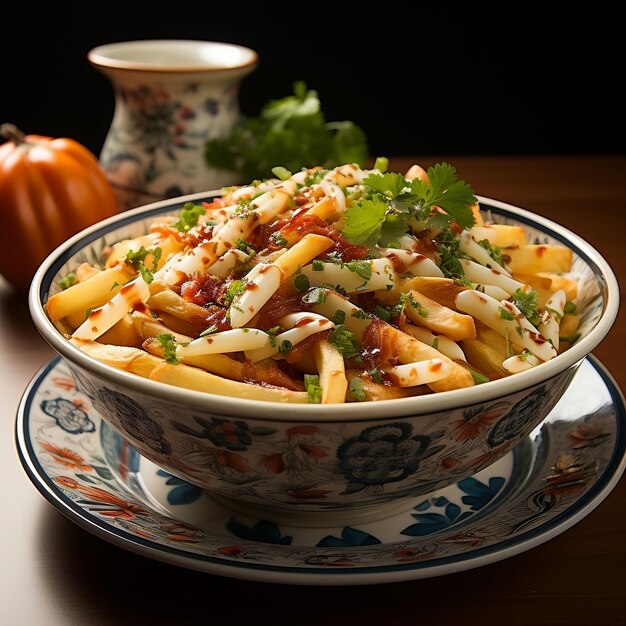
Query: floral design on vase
[{"left": 99, "top": 79, "right": 247, "bottom": 210}]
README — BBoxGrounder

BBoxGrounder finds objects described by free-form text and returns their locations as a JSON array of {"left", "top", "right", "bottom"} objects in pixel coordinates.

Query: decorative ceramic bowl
[{"left": 28, "top": 192, "right": 619, "bottom": 523}]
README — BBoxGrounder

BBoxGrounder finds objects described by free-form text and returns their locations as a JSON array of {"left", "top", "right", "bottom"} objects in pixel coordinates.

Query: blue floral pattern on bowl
[{"left": 18, "top": 356, "right": 623, "bottom": 582}]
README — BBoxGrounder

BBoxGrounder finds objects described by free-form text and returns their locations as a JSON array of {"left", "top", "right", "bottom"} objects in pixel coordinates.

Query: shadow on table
[
  {"left": 33, "top": 505, "right": 480, "bottom": 625},
  {"left": 28, "top": 503, "right": 566, "bottom": 626}
]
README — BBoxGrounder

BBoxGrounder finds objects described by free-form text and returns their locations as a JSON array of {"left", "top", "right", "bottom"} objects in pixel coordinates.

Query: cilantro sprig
[
  {"left": 205, "top": 81, "right": 369, "bottom": 180},
  {"left": 174, "top": 202, "right": 206, "bottom": 232},
  {"left": 341, "top": 162, "right": 477, "bottom": 251},
  {"left": 124, "top": 246, "right": 162, "bottom": 284}
]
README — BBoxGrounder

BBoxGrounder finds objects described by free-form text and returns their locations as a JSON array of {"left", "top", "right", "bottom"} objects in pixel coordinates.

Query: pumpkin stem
[{"left": 0, "top": 123, "right": 27, "bottom": 145}]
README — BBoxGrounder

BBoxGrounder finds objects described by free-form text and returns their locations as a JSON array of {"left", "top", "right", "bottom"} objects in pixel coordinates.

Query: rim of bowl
[
  {"left": 87, "top": 39, "right": 259, "bottom": 74},
  {"left": 29, "top": 192, "right": 620, "bottom": 422}
]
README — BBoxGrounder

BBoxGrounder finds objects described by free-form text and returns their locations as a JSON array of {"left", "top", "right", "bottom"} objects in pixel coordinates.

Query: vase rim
[{"left": 87, "top": 39, "right": 258, "bottom": 74}]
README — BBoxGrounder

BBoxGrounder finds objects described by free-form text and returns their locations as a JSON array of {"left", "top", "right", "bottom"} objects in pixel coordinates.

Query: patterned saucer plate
[{"left": 15, "top": 356, "right": 626, "bottom": 586}]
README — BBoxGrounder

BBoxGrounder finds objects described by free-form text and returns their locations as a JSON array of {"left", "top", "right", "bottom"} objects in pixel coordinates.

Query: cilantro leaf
[
  {"left": 379, "top": 212, "right": 409, "bottom": 247},
  {"left": 348, "top": 376, "right": 367, "bottom": 401},
  {"left": 59, "top": 271, "right": 76, "bottom": 290},
  {"left": 408, "top": 163, "right": 477, "bottom": 230},
  {"left": 304, "top": 374, "right": 322, "bottom": 404},
  {"left": 341, "top": 196, "right": 388, "bottom": 247},
  {"left": 512, "top": 288, "right": 540, "bottom": 325},
  {"left": 362, "top": 172, "right": 407, "bottom": 199},
  {"left": 174, "top": 202, "right": 206, "bottom": 232},
  {"left": 125, "top": 246, "right": 162, "bottom": 284},
  {"left": 205, "top": 81, "right": 369, "bottom": 180},
  {"left": 328, "top": 325, "right": 362, "bottom": 361},
  {"left": 155, "top": 334, "right": 180, "bottom": 365}
]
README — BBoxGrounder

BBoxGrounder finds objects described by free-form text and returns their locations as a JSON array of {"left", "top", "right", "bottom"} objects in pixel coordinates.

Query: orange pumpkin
[{"left": 0, "top": 123, "right": 119, "bottom": 292}]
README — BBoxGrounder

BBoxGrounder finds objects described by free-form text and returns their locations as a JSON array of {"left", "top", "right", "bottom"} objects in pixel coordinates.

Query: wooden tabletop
[{"left": 1, "top": 155, "right": 624, "bottom": 625}]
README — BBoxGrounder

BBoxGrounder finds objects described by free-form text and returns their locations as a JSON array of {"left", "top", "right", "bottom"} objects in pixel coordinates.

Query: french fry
[
  {"left": 148, "top": 281, "right": 209, "bottom": 325},
  {"left": 537, "top": 273, "right": 578, "bottom": 301},
  {"left": 503, "top": 244, "right": 573, "bottom": 274},
  {"left": 377, "top": 276, "right": 468, "bottom": 310},
  {"left": 105, "top": 232, "right": 163, "bottom": 267},
  {"left": 511, "top": 272, "right": 554, "bottom": 291},
  {"left": 153, "top": 311, "right": 206, "bottom": 337},
  {"left": 46, "top": 264, "right": 134, "bottom": 321},
  {"left": 489, "top": 224, "right": 527, "bottom": 247},
  {"left": 460, "top": 338, "right": 509, "bottom": 380},
  {"left": 70, "top": 339, "right": 308, "bottom": 403},
  {"left": 99, "top": 314, "right": 142, "bottom": 348},
  {"left": 345, "top": 370, "right": 428, "bottom": 401},
  {"left": 313, "top": 338, "right": 348, "bottom": 404},
  {"left": 131, "top": 311, "right": 193, "bottom": 344},
  {"left": 75, "top": 262, "right": 101, "bottom": 283},
  {"left": 402, "top": 324, "right": 466, "bottom": 361},
  {"left": 405, "top": 290, "right": 476, "bottom": 341},
  {"left": 379, "top": 324, "right": 475, "bottom": 392}
]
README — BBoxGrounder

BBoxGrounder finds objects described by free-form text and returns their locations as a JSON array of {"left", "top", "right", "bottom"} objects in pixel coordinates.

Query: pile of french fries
[{"left": 46, "top": 163, "right": 581, "bottom": 404}]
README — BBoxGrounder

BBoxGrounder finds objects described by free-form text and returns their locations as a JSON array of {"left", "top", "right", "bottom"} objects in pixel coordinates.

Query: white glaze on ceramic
[{"left": 88, "top": 40, "right": 258, "bottom": 209}]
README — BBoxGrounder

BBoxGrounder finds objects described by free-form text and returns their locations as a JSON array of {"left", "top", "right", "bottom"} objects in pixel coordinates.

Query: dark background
[{"left": 1, "top": 6, "right": 623, "bottom": 159}]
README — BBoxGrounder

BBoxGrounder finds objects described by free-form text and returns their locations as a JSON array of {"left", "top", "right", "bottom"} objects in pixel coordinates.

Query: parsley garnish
[
  {"left": 125, "top": 246, "right": 161, "bottom": 284},
  {"left": 155, "top": 333, "right": 180, "bottom": 365},
  {"left": 374, "top": 305, "right": 392, "bottom": 322},
  {"left": 302, "top": 287, "right": 328, "bottom": 305},
  {"left": 367, "top": 367, "right": 385, "bottom": 383},
  {"left": 235, "top": 239, "right": 256, "bottom": 253},
  {"left": 226, "top": 280, "right": 247, "bottom": 306},
  {"left": 479, "top": 239, "right": 505, "bottom": 267},
  {"left": 59, "top": 271, "right": 76, "bottom": 290},
  {"left": 344, "top": 260, "right": 373, "bottom": 282},
  {"left": 294, "top": 271, "right": 310, "bottom": 292},
  {"left": 267, "top": 326, "right": 281, "bottom": 347},
  {"left": 305, "top": 169, "right": 329, "bottom": 186},
  {"left": 271, "top": 166, "right": 292, "bottom": 181},
  {"left": 348, "top": 377, "right": 367, "bottom": 401},
  {"left": 279, "top": 339, "right": 293, "bottom": 355},
  {"left": 340, "top": 162, "right": 476, "bottom": 252},
  {"left": 362, "top": 172, "right": 407, "bottom": 199},
  {"left": 174, "top": 202, "right": 206, "bottom": 232},
  {"left": 412, "top": 163, "right": 477, "bottom": 230},
  {"left": 331, "top": 310, "right": 346, "bottom": 325},
  {"left": 312, "top": 259, "right": 324, "bottom": 271},
  {"left": 234, "top": 198, "right": 252, "bottom": 217},
  {"left": 341, "top": 195, "right": 388, "bottom": 247},
  {"left": 499, "top": 307, "right": 515, "bottom": 321},
  {"left": 304, "top": 374, "right": 322, "bottom": 403},
  {"left": 328, "top": 325, "right": 361, "bottom": 361},
  {"left": 511, "top": 288, "right": 540, "bottom": 325},
  {"left": 205, "top": 81, "right": 369, "bottom": 180}
]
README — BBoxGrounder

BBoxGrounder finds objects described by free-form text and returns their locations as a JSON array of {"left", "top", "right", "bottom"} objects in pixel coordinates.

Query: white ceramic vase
[{"left": 88, "top": 40, "right": 258, "bottom": 210}]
